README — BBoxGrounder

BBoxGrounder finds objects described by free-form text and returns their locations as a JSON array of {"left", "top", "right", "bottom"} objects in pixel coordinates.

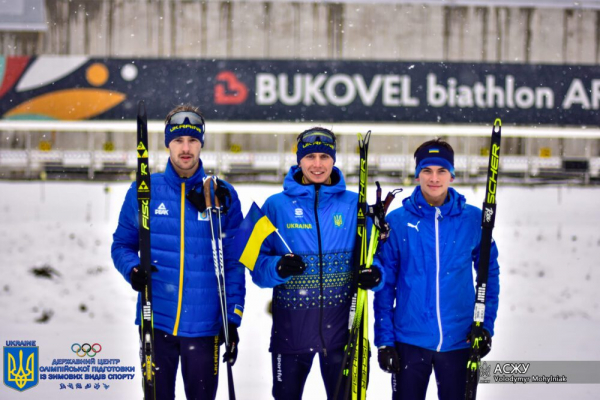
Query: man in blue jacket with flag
[
  {"left": 373, "top": 138, "right": 500, "bottom": 400},
  {"left": 250, "top": 127, "right": 383, "bottom": 400},
  {"left": 111, "top": 104, "right": 245, "bottom": 400}
]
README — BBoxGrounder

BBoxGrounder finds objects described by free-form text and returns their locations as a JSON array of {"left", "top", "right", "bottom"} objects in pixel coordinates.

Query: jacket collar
[
  {"left": 403, "top": 186, "right": 465, "bottom": 217},
  {"left": 282, "top": 165, "right": 347, "bottom": 200},
  {"left": 163, "top": 158, "right": 207, "bottom": 191}
]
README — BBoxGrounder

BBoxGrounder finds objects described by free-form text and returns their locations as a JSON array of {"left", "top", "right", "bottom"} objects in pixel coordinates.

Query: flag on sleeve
[{"left": 233, "top": 202, "right": 277, "bottom": 271}]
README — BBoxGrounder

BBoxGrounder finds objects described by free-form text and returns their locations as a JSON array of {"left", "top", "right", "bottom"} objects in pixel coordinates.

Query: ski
[
  {"left": 334, "top": 131, "right": 371, "bottom": 400},
  {"left": 465, "top": 118, "right": 502, "bottom": 400},
  {"left": 136, "top": 100, "right": 156, "bottom": 400},
  {"left": 204, "top": 177, "right": 236, "bottom": 400}
]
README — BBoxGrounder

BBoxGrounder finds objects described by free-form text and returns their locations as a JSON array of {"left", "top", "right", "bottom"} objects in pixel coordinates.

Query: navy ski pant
[
  {"left": 390, "top": 342, "right": 470, "bottom": 400},
  {"left": 139, "top": 328, "right": 220, "bottom": 400},
  {"left": 272, "top": 348, "right": 347, "bottom": 400}
]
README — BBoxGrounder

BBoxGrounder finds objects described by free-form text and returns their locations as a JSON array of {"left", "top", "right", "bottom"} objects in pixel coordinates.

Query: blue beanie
[
  {"left": 296, "top": 128, "right": 336, "bottom": 164},
  {"left": 414, "top": 143, "right": 455, "bottom": 178},
  {"left": 164, "top": 118, "right": 205, "bottom": 148}
]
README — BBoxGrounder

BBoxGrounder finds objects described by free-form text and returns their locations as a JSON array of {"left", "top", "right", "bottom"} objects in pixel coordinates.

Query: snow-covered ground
[{"left": 1, "top": 181, "right": 599, "bottom": 399}]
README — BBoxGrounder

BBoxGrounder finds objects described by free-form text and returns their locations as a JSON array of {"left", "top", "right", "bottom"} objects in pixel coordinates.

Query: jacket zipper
[
  {"left": 173, "top": 182, "right": 186, "bottom": 336},
  {"left": 314, "top": 186, "right": 327, "bottom": 357},
  {"left": 435, "top": 206, "right": 443, "bottom": 351}
]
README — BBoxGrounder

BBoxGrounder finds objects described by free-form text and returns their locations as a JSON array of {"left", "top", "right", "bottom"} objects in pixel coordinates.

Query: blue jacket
[
  {"left": 251, "top": 166, "right": 358, "bottom": 354},
  {"left": 373, "top": 186, "right": 500, "bottom": 352},
  {"left": 111, "top": 159, "right": 245, "bottom": 337}
]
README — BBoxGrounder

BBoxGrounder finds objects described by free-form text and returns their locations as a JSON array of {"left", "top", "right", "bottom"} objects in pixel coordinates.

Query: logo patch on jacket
[
  {"left": 155, "top": 203, "right": 169, "bottom": 215},
  {"left": 198, "top": 210, "right": 209, "bottom": 221},
  {"left": 294, "top": 208, "right": 303, "bottom": 217},
  {"left": 333, "top": 213, "right": 343, "bottom": 227},
  {"left": 407, "top": 221, "right": 420, "bottom": 232},
  {"left": 234, "top": 304, "right": 244, "bottom": 318},
  {"left": 286, "top": 223, "right": 312, "bottom": 229}
]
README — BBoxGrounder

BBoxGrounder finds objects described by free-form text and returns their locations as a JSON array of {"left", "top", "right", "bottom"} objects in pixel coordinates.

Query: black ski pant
[
  {"left": 271, "top": 347, "right": 348, "bottom": 400},
  {"left": 390, "top": 342, "right": 470, "bottom": 400},
  {"left": 139, "top": 328, "right": 220, "bottom": 400}
]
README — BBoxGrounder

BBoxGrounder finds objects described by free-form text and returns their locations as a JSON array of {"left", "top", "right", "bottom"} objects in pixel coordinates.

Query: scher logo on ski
[
  {"left": 155, "top": 203, "right": 169, "bottom": 216},
  {"left": 487, "top": 143, "right": 500, "bottom": 204}
]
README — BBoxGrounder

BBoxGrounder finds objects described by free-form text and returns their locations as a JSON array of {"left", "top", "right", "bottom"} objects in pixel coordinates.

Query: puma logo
[{"left": 407, "top": 221, "right": 420, "bottom": 232}]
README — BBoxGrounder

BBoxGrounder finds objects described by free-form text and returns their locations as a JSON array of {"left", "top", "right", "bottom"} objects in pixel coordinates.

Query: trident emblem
[
  {"left": 4, "top": 347, "right": 39, "bottom": 392},
  {"left": 8, "top": 350, "right": 35, "bottom": 388},
  {"left": 334, "top": 213, "right": 343, "bottom": 227}
]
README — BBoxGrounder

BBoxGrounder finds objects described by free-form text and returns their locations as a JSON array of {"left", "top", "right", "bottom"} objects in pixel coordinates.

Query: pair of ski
[
  {"left": 334, "top": 131, "right": 400, "bottom": 400},
  {"left": 136, "top": 101, "right": 236, "bottom": 400}
]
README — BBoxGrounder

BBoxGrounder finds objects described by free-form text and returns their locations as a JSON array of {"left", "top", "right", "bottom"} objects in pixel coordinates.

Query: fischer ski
[
  {"left": 136, "top": 100, "right": 156, "bottom": 400},
  {"left": 334, "top": 131, "right": 371, "bottom": 400},
  {"left": 333, "top": 133, "right": 401, "bottom": 400},
  {"left": 203, "top": 177, "right": 236, "bottom": 400},
  {"left": 465, "top": 118, "right": 502, "bottom": 400}
]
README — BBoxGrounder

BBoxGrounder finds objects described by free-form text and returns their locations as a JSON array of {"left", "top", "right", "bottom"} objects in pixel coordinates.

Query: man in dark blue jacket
[
  {"left": 251, "top": 127, "right": 383, "bottom": 400},
  {"left": 373, "top": 138, "right": 500, "bottom": 400},
  {"left": 111, "top": 104, "right": 245, "bottom": 400}
]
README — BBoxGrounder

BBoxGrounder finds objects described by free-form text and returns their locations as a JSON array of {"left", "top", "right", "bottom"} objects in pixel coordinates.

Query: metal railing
[{"left": 1, "top": 121, "right": 599, "bottom": 184}]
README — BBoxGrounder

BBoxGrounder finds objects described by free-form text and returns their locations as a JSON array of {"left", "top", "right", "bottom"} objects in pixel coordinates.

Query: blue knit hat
[
  {"left": 414, "top": 143, "right": 455, "bottom": 178},
  {"left": 296, "top": 127, "right": 336, "bottom": 164},
  {"left": 164, "top": 111, "right": 205, "bottom": 148}
]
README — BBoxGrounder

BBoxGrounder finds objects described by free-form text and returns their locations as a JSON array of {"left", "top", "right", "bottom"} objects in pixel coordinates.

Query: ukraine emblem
[
  {"left": 333, "top": 213, "right": 343, "bottom": 227},
  {"left": 3, "top": 346, "right": 39, "bottom": 392}
]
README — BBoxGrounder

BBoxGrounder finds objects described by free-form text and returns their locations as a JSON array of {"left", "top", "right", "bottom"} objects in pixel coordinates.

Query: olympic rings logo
[{"left": 71, "top": 343, "right": 102, "bottom": 357}]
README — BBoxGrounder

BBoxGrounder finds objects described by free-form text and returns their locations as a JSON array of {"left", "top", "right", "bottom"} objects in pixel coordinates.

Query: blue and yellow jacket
[
  {"left": 251, "top": 166, "right": 357, "bottom": 354},
  {"left": 373, "top": 186, "right": 500, "bottom": 351},
  {"left": 111, "top": 159, "right": 245, "bottom": 337}
]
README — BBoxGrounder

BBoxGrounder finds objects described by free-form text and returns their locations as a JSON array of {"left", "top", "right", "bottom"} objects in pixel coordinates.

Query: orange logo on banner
[{"left": 214, "top": 71, "right": 248, "bottom": 105}]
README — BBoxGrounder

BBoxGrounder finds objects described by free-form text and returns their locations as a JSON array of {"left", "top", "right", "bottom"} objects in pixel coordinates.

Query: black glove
[
  {"left": 276, "top": 254, "right": 306, "bottom": 278},
  {"left": 186, "top": 178, "right": 232, "bottom": 214},
  {"left": 357, "top": 265, "right": 382, "bottom": 289},
  {"left": 467, "top": 328, "right": 492, "bottom": 358},
  {"left": 219, "top": 323, "right": 239, "bottom": 366},
  {"left": 368, "top": 202, "right": 391, "bottom": 242},
  {"left": 129, "top": 265, "right": 158, "bottom": 292},
  {"left": 214, "top": 180, "right": 232, "bottom": 214},
  {"left": 186, "top": 188, "right": 206, "bottom": 212},
  {"left": 378, "top": 346, "right": 400, "bottom": 374}
]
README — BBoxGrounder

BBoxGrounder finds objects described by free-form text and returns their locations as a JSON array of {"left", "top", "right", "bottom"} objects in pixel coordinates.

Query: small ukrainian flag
[
  {"left": 429, "top": 149, "right": 440, "bottom": 153},
  {"left": 232, "top": 202, "right": 277, "bottom": 270}
]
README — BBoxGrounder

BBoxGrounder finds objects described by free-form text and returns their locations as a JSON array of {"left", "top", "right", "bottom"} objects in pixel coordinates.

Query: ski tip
[
  {"left": 492, "top": 118, "right": 501, "bottom": 136},
  {"left": 357, "top": 130, "right": 372, "bottom": 144}
]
